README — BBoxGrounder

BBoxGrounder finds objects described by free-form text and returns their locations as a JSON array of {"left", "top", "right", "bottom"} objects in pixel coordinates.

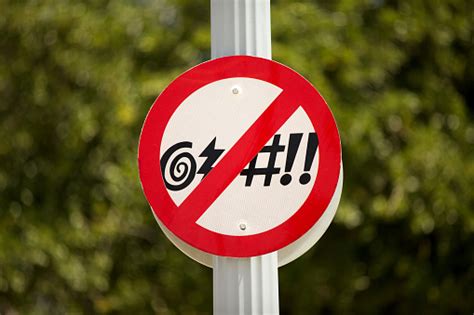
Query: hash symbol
[{"left": 240, "top": 134, "right": 285, "bottom": 187}]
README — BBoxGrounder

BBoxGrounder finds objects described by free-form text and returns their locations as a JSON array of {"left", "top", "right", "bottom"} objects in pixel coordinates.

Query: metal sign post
[
  {"left": 210, "top": 1, "right": 279, "bottom": 314},
  {"left": 138, "top": 0, "right": 343, "bottom": 313}
]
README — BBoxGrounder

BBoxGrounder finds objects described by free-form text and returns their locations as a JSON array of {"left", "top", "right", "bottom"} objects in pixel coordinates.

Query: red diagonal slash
[
  {"left": 140, "top": 55, "right": 342, "bottom": 257},
  {"left": 171, "top": 90, "right": 300, "bottom": 229}
]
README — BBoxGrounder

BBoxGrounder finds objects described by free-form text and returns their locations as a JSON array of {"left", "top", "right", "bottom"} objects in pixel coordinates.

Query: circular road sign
[{"left": 138, "top": 56, "right": 343, "bottom": 266}]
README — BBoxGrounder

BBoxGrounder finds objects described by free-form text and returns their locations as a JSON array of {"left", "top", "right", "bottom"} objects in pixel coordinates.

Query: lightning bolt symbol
[{"left": 197, "top": 137, "right": 224, "bottom": 178}]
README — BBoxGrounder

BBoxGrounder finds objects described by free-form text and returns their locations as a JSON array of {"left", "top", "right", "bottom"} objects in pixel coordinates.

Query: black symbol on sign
[
  {"left": 280, "top": 133, "right": 303, "bottom": 186},
  {"left": 300, "top": 132, "right": 318, "bottom": 185},
  {"left": 240, "top": 135, "right": 285, "bottom": 187},
  {"left": 160, "top": 142, "right": 197, "bottom": 191},
  {"left": 197, "top": 137, "right": 224, "bottom": 178},
  {"left": 160, "top": 132, "right": 319, "bottom": 191}
]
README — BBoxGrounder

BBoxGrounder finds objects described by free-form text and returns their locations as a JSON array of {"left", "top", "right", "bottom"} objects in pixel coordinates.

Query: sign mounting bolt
[
  {"left": 239, "top": 223, "right": 247, "bottom": 231},
  {"left": 232, "top": 86, "right": 241, "bottom": 95}
]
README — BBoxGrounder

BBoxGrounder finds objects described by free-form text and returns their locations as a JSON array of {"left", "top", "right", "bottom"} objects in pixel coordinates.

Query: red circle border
[{"left": 138, "top": 56, "right": 341, "bottom": 257}]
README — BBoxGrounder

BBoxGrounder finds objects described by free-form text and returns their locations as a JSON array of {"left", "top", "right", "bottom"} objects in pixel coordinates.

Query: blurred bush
[{"left": 0, "top": 0, "right": 472, "bottom": 314}]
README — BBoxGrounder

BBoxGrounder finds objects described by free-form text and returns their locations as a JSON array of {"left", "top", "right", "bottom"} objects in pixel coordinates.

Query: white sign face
[
  {"left": 138, "top": 56, "right": 342, "bottom": 262},
  {"left": 161, "top": 78, "right": 319, "bottom": 236}
]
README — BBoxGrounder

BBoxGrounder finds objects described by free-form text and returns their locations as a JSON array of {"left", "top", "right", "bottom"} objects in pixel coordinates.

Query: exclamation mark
[
  {"left": 299, "top": 132, "right": 319, "bottom": 185},
  {"left": 280, "top": 133, "right": 303, "bottom": 186}
]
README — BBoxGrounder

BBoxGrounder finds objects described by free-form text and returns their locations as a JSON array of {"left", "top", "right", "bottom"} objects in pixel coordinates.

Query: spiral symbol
[{"left": 160, "top": 142, "right": 197, "bottom": 191}]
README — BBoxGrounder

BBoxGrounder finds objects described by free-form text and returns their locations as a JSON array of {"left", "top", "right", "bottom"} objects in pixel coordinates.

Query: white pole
[
  {"left": 211, "top": 0, "right": 271, "bottom": 59},
  {"left": 211, "top": 0, "right": 279, "bottom": 314}
]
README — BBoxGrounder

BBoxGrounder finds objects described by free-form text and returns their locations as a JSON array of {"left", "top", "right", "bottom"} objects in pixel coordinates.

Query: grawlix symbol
[
  {"left": 197, "top": 137, "right": 224, "bottom": 178},
  {"left": 160, "top": 142, "right": 197, "bottom": 191},
  {"left": 280, "top": 133, "right": 303, "bottom": 186},
  {"left": 160, "top": 132, "right": 319, "bottom": 191},
  {"left": 240, "top": 134, "right": 285, "bottom": 187}
]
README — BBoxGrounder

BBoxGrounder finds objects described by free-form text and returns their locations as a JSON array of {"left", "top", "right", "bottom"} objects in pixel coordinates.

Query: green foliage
[{"left": 0, "top": 0, "right": 472, "bottom": 314}]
